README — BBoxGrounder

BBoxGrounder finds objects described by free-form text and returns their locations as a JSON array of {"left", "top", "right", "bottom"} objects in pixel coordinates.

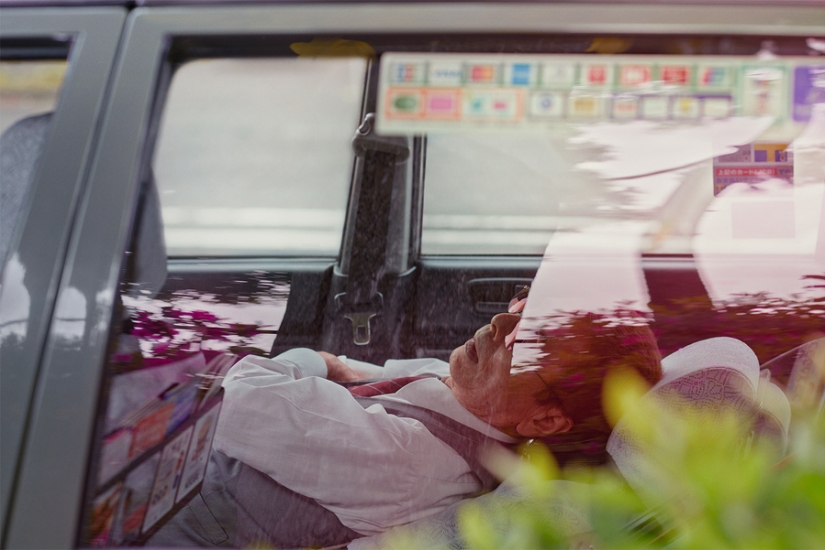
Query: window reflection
[
  {"left": 0, "top": 60, "right": 69, "bottom": 273},
  {"left": 82, "top": 45, "right": 825, "bottom": 548}
]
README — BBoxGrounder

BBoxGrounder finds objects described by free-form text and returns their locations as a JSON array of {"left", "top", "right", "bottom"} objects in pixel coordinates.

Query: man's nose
[{"left": 490, "top": 313, "right": 521, "bottom": 341}]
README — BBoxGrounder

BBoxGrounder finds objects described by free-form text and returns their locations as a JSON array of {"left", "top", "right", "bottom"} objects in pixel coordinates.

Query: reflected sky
[
  {"left": 52, "top": 286, "right": 86, "bottom": 344},
  {"left": 571, "top": 116, "right": 774, "bottom": 180},
  {"left": 509, "top": 106, "right": 825, "bottom": 366}
]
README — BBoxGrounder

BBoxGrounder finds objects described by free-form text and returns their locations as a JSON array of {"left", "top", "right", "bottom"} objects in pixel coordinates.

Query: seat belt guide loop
[
  {"left": 334, "top": 292, "right": 384, "bottom": 346},
  {"left": 343, "top": 312, "right": 378, "bottom": 346}
]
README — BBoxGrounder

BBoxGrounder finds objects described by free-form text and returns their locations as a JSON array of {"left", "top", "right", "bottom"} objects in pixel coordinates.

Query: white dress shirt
[{"left": 213, "top": 348, "right": 515, "bottom": 536}]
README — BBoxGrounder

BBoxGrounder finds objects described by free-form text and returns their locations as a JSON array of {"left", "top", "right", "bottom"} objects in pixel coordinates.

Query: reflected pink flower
[
  {"left": 128, "top": 302, "right": 269, "bottom": 360},
  {"left": 152, "top": 342, "right": 170, "bottom": 354},
  {"left": 190, "top": 310, "right": 218, "bottom": 323}
]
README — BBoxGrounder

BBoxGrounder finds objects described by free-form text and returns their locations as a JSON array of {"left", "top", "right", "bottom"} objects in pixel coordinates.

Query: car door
[
  {"left": 4, "top": 4, "right": 398, "bottom": 548},
  {"left": 0, "top": 6, "right": 125, "bottom": 547}
]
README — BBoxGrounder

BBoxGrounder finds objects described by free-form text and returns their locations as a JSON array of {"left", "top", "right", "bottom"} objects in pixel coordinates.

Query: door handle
[{"left": 467, "top": 278, "right": 532, "bottom": 316}]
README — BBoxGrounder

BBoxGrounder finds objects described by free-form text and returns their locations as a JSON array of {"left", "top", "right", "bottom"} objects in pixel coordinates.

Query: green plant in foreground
[{"left": 456, "top": 371, "right": 825, "bottom": 550}]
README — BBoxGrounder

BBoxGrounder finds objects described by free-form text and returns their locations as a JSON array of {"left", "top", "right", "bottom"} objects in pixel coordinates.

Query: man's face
[{"left": 446, "top": 313, "right": 550, "bottom": 434}]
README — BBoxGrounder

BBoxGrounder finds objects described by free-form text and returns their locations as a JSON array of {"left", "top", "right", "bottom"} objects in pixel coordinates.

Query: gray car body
[{"left": 1, "top": 1, "right": 823, "bottom": 548}]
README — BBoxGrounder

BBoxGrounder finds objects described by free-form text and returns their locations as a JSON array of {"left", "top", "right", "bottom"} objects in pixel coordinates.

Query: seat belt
[
  {"left": 335, "top": 113, "right": 409, "bottom": 346},
  {"left": 352, "top": 396, "right": 501, "bottom": 492}
]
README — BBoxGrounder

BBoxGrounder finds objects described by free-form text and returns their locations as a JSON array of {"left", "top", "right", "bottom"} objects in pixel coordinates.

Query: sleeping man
[
  {"left": 149, "top": 297, "right": 662, "bottom": 548},
  {"left": 204, "top": 303, "right": 663, "bottom": 548}
]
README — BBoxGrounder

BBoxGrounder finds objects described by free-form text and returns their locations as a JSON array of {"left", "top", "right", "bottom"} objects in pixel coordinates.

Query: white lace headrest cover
[
  {"left": 754, "top": 376, "right": 791, "bottom": 454},
  {"left": 606, "top": 337, "right": 760, "bottom": 507},
  {"left": 786, "top": 338, "right": 825, "bottom": 412}
]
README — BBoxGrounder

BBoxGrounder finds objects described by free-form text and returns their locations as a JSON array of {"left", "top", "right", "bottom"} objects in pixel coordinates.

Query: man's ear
[{"left": 515, "top": 405, "right": 573, "bottom": 438}]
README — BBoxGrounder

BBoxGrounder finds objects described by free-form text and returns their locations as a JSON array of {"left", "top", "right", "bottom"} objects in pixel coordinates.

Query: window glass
[
  {"left": 423, "top": 133, "right": 563, "bottom": 255},
  {"left": 81, "top": 152, "right": 296, "bottom": 549},
  {"left": 153, "top": 57, "right": 366, "bottom": 257},
  {"left": 0, "top": 59, "right": 69, "bottom": 271},
  {"left": 418, "top": 54, "right": 824, "bottom": 257},
  {"left": 403, "top": 49, "right": 825, "bottom": 364},
  {"left": 80, "top": 35, "right": 825, "bottom": 550},
  {"left": 80, "top": 53, "right": 369, "bottom": 548}
]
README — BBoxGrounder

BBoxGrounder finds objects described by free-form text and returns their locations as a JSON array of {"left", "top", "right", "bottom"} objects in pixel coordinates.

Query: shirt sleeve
[
  {"left": 223, "top": 347, "right": 327, "bottom": 381},
  {"left": 382, "top": 358, "right": 451, "bottom": 378},
  {"left": 338, "top": 356, "right": 385, "bottom": 378},
  {"left": 337, "top": 357, "right": 450, "bottom": 379},
  {"left": 212, "top": 350, "right": 479, "bottom": 536}
]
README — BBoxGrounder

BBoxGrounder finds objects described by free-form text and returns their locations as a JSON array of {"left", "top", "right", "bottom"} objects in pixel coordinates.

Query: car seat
[
  {"left": 0, "top": 111, "right": 167, "bottom": 294},
  {"left": 606, "top": 337, "right": 791, "bottom": 509},
  {"left": 751, "top": 371, "right": 792, "bottom": 452},
  {"left": 762, "top": 337, "right": 825, "bottom": 415}
]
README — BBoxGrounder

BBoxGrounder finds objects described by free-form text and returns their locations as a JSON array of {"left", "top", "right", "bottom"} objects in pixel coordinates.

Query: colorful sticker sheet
[
  {"left": 376, "top": 54, "right": 825, "bottom": 133},
  {"left": 88, "top": 397, "right": 223, "bottom": 547},
  {"left": 88, "top": 351, "right": 232, "bottom": 547},
  {"left": 713, "top": 142, "right": 794, "bottom": 196}
]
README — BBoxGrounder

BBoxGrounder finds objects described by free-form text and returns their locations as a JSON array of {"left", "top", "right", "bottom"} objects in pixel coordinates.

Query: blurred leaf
[{"left": 448, "top": 379, "right": 825, "bottom": 550}]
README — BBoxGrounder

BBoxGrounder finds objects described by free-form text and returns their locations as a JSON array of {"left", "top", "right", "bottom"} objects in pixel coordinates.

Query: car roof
[
  {"left": 0, "top": 0, "right": 125, "bottom": 6},
  {"left": 1, "top": 0, "right": 822, "bottom": 8}
]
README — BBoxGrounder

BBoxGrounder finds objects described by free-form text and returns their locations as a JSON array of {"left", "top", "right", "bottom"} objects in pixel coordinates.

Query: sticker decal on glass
[
  {"left": 377, "top": 53, "right": 821, "bottom": 134},
  {"left": 142, "top": 427, "right": 193, "bottom": 532},
  {"left": 177, "top": 400, "right": 222, "bottom": 500}
]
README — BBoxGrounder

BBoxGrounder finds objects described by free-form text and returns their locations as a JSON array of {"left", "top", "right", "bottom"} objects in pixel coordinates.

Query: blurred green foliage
[{"left": 455, "top": 372, "right": 825, "bottom": 550}]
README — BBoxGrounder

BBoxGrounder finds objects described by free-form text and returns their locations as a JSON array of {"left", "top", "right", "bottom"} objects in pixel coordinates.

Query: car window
[
  {"left": 423, "top": 133, "right": 563, "bottom": 255},
  {"left": 75, "top": 24, "right": 825, "bottom": 549},
  {"left": 80, "top": 52, "right": 369, "bottom": 547},
  {"left": 417, "top": 54, "right": 825, "bottom": 257},
  {"left": 0, "top": 58, "right": 69, "bottom": 271},
  {"left": 398, "top": 49, "right": 825, "bottom": 361},
  {"left": 153, "top": 57, "right": 366, "bottom": 257}
]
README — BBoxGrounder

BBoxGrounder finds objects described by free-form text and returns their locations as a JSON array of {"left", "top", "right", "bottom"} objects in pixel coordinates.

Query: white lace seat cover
[
  {"left": 753, "top": 375, "right": 791, "bottom": 453},
  {"left": 785, "top": 337, "right": 825, "bottom": 414},
  {"left": 606, "top": 337, "right": 762, "bottom": 507}
]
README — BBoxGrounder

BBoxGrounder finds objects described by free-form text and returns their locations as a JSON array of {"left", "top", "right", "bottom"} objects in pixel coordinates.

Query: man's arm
[
  {"left": 317, "top": 351, "right": 371, "bottom": 382},
  {"left": 213, "top": 349, "right": 480, "bottom": 536}
]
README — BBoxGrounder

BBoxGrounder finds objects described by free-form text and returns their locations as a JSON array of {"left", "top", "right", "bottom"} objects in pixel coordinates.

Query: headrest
[
  {"left": 0, "top": 113, "right": 167, "bottom": 298},
  {"left": 652, "top": 336, "right": 759, "bottom": 406},
  {"left": 606, "top": 337, "right": 779, "bottom": 506}
]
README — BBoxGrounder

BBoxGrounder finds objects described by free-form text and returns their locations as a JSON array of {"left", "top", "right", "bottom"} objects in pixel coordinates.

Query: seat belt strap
[
  {"left": 353, "top": 396, "right": 501, "bottom": 492},
  {"left": 336, "top": 114, "right": 410, "bottom": 346}
]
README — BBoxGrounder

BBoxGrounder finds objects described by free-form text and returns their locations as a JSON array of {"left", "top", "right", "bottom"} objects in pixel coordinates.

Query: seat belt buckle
[
  {"left": 334, "top": 293, "right": 383, "bottom": 346},
  {"left": 343, "top": 312, "right": 377, "bottom": 346}
]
